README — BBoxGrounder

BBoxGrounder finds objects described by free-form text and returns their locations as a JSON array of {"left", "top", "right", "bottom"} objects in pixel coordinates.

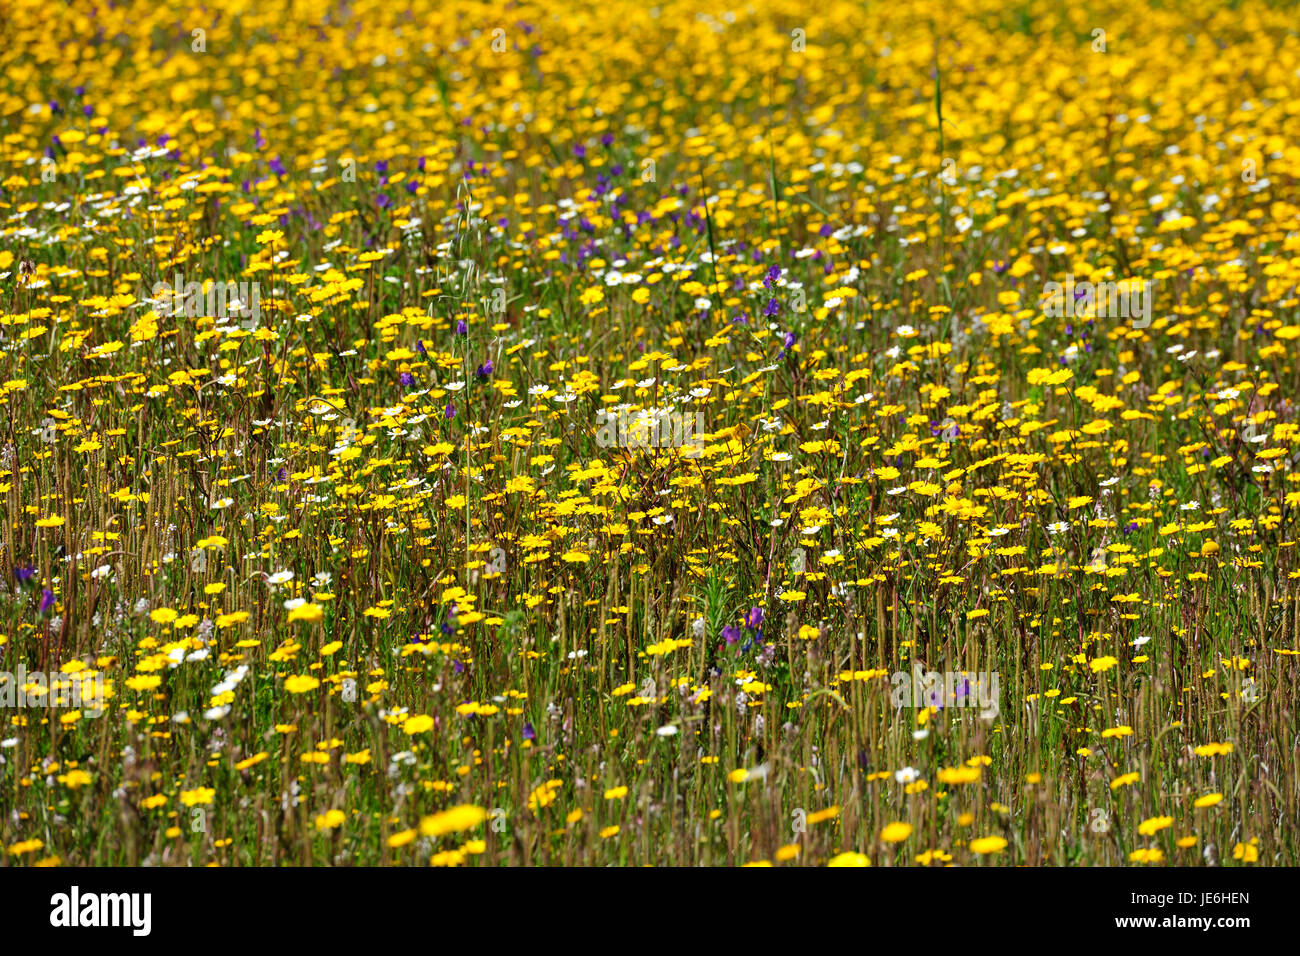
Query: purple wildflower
[{"left": 777, "top": 330, "right": 797, "bottom": 360}]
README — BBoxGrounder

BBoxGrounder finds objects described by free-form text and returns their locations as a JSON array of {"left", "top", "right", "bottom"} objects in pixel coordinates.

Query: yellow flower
[
  {"left": 717, "top": 472, "right": 758, "bottom": 486},
  {"left": 180, "top": 787, "right": 215, "bottom": 807},
  {"left": 315, "top": 809, "right": 346, "bottom": 830},
  {"left": 937, "top": 765, "right": 981, "bottom": 785},
  {"left": 235, "top": 753, "right": 269, "bottom": 771},
  {"left": 529, "top": 779, "right": 563, "bottom": 813},
  {"left": 1027, "top": 367, "right": 1072, "bottom": 386},
  {"left": 1194, "top": 742, "right": 1234, "bottom": 757},
  {"left": 419, "top": 805, "right": 486, "bottom": 837},
  {"left": 288, "top": 602, "right": 324, "bottom": 623},
  {"left": 58, "top": 769, "right": 93, "bottom": 789},
  {"left": 968, "top": 836, "right": 1008, "bottom": 855},
  {"left": 880, "top": 822, "right": 913, "bottom": 844},
  {"left": 388, "top": 829, "right": 417, "bottom": 848},
  {"left": 8, "top": 838, "right": 44, "bottom": 856},
  {"left": 827, "top": 852, "right": 870, "bottom": 867},
  {"left": 283, "top": 675, "right": 320, "bottom": 694},
  {"left": 403, "top": 714, "right": 434, "bottom": 734},
  {"left": 1137, "top": 815, "right": 1173, "bottom": 836}
]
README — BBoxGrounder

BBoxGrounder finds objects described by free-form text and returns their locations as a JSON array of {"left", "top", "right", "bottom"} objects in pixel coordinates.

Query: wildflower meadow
[{"left": 0, "top": 0, "right": 1297, "bottom": 876}]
